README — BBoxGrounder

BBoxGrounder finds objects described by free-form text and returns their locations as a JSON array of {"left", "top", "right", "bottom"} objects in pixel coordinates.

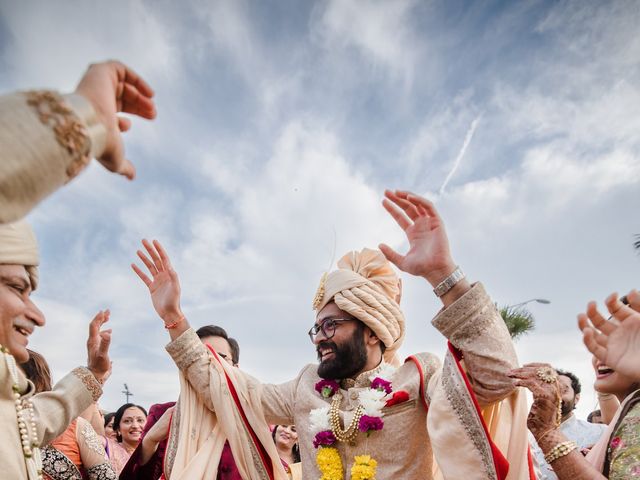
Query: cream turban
[
  {"left": 312, "top": 248, "right": 405, "bottom": 365},
  {"left": 0, "top": 220, "right": 39, "bottom": 290}
]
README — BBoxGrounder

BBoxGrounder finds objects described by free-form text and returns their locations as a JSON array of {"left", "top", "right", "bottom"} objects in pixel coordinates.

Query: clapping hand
[
  {"left": 75, "top": 60, "right": 156, "bottom": 180},
  {"left": 578, "top": 290, "right": 640, "bottom": 381}
]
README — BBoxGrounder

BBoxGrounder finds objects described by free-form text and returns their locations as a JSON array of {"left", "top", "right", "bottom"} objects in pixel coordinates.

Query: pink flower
[
  {"left": 313, "top": 430, "right": 336, "bottom": 448},
  {"left": 371, "top": 377, "right": 392, "bottom": 394},
  {"left": 358, "top": 415, "right": 384, "bottom": 433},
  {"left": 315, "top": 379, "right": 340, "bottom": 398},
  {"left": 610, "top": 437, "right": 624, "bottom": 450}
]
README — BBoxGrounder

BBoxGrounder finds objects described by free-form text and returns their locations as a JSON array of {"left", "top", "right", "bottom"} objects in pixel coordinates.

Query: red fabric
[
  {"left": 406, "top": 355, "right": 429, "bottom": 412},
  {"left": 206, "top": 344, "right": 275, "bottom": 480},
  {"left": 448, "top": 342, "right": 510, "bottom": 480},
  {"left": 385, "top": 390, "right": 410, "bottom": 408}
]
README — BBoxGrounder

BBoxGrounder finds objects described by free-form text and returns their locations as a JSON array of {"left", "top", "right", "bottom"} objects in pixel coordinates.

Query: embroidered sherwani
[
  {"left": 0, "top": 90, "right": 107, "bottom": 223},
  {"left": 0, "top": 349, "right": 104, "bottom": 480},
  {"left": 166, "top": 283, "right": 523, "bottom": 479}
]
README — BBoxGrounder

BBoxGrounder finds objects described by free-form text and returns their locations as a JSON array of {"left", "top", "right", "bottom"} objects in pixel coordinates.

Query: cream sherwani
[
  {"left": 0, "top": 350, "right": 103, "bottom": 479},
  {"left": 0, "top": 91, "right": 106, "bottom": 223},
  {"left": 166, "top": 283, "right": 528, "bottom": 479}
]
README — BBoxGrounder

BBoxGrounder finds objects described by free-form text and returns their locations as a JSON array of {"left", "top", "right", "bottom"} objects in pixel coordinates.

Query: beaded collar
[{"left": 340, "top": 362, "right": 384, "bottom": 390}]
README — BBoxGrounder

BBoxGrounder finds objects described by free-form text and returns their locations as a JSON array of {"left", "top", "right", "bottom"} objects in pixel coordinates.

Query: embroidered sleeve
[
  {"left": 609, "top": 403, "right": 640, "bottom": 479},
  {"left": 86, "top": 463, "right": 118, "bottom": 480},
  {"left": 71, "top": 367, "right": 103, "bottom": 402},
  {"left": 24, "top": 90, "right": 92, "bottom": 181}
]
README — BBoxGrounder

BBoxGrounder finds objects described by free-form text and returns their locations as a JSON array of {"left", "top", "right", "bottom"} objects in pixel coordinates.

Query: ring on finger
[{"left": 536, "top": 366, "right": 557, "bottom": 384}]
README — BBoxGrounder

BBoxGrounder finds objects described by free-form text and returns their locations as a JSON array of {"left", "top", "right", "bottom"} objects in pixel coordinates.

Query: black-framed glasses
[{"left": 308, "top": 318, "right": 353, "bottom": 342}]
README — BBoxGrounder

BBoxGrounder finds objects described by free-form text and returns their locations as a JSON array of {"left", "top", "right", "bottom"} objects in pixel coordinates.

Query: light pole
[
  {"left": 122, "top": 384, "right": 133, "bottom": 403},
  {"left": 508, "top": 298, "right": 551, "bottom": 309}
]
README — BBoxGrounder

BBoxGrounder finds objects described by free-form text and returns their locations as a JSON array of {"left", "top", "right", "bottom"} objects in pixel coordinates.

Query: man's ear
[
  {"left": 366, "top": 329, "right": 381, "bottom": 347},
  {"left": 575, "top": 393, "right": 580, "bottom": 405}
]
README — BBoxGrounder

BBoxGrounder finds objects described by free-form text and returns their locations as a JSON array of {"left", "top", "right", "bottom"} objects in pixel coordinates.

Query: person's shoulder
[{"left": 401, "top": 352, "right": 441, "bottom": 377}]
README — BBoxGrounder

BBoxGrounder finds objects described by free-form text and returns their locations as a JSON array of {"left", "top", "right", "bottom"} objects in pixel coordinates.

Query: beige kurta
[
  {"left": 0, "top": 90, "right": 106, "bottom": 223},
  {"left": 166, "top": 283, "right": 521, "bottom": 479},
  {"left": 0, "top": 349, "right": 103, "bottom": 480}
]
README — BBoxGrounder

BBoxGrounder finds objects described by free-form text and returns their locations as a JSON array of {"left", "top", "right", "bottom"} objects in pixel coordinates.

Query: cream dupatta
[
  {"left": 166, "top": 345, "right": 288, "bottom": 480},
  {"left": 425, "top": 344, "right": 534, "bottom": 480}
]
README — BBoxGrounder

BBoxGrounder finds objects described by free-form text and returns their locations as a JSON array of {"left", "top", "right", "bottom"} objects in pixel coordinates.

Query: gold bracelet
[
  {"left": 536, "top": 427, "right": 559, "bottom": 444},
  {"left": 544, "top": 440, "right": 577, "bottom": 464}
]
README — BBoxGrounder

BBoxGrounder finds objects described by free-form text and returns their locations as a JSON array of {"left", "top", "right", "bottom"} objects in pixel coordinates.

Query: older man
[
  {"left": 133, "top": 190, "right": 532, "bottom": 479},
  {"left": 0, "top": 220, "right": 112, "bottom": 479},
  {"left": 0, "top": 60, "right": 156, "bottom": 223}
]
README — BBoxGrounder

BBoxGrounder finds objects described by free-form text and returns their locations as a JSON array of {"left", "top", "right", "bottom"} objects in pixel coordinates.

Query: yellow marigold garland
[
  {"left": 350, "top": 455, "right": 377, "bottom": 480},
  {"left": 317, "top": 446, "right": 344, "bottom": 480}
]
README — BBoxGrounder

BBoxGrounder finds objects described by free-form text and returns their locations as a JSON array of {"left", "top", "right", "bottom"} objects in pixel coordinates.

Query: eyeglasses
[{"left": 308, "top": 318, "right": 353, "bottom": 342}]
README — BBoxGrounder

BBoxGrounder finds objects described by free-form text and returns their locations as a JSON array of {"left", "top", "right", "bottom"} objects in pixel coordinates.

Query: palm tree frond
[{"left": 499, "top": 305, "right": 535, "bottom": 340}]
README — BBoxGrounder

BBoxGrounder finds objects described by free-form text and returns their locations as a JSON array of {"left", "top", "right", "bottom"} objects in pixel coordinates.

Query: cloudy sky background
[{"left": 1, "top": 0, "right": 639, "bottom": 420}]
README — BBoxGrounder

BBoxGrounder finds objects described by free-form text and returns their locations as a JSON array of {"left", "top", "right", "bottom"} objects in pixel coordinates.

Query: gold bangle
[{"left": 544, "top": 441, "right": 577, "bottom": 464}]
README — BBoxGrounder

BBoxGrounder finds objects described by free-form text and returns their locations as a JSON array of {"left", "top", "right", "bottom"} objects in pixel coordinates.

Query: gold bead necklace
[{"left": 328, "top": 393, "right": 364, "bottom": 444}]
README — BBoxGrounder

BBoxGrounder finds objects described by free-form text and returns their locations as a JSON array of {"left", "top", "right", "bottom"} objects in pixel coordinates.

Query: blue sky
[{"left": 1, "top": 0, "right": 639, "bottom": 420}]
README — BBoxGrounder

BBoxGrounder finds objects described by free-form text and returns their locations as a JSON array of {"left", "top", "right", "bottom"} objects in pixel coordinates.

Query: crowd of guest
[{"left": 0, "top": 58, "right": 638, "bottom": 479}]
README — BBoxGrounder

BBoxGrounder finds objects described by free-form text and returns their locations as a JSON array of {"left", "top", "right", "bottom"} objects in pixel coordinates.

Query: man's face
[
  {"left": 313, "top": 303, "right": 367, "bottom": 380},
  {"left": 0, "top": 265, "right": 44, "bottom": 362},
  {"left": 201, "top": 335, "right": 235, "bottom": 366},
  {"left": 558, "top": 374, "right": 578, "bottom": 416}
]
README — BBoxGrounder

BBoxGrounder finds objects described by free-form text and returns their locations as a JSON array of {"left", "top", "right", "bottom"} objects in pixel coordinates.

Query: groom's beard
[{"left": 317, "top": 325, "right": 368, "bottom": 380}]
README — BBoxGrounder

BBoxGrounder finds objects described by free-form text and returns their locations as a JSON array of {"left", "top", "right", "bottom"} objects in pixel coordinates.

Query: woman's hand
[
  {"left": 579, "top": 290, "right": 640, "bottom": 381},
  {"left": 508, "top": 363, "right": 561, "bottom": 439}
]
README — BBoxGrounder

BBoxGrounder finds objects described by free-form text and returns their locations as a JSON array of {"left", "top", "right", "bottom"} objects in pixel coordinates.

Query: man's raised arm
[
  {"left": 380, "top": 190, "right": 517, "bottom": 404},
  {"left": 0, "top": 60, "right": 156, "bottom": 223}
]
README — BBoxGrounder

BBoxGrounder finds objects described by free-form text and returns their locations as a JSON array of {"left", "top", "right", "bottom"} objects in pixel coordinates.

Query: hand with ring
[{"left": 508, "top": 363, "right": 562, "bottom": 440}]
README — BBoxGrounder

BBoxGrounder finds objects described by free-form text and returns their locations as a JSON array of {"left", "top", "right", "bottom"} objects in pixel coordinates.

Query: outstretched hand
[
  {"left": 131, "top": 239, "right": 183, "bottom": 325},
  {"left": 87, "top": 310, "right": 112, "bottom": 382},
  {"left": 379, "top": 190, "right": 455, "bottom": 285},
  {"left": 578, "top": 290, "right": 640, "bottom": 381},
  {"left": 75, "top": 60, "right": 156, "bottom": 180}
]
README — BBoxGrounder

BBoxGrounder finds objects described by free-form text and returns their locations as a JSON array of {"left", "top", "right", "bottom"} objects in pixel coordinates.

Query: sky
[{"left": 0, "top": 0, "right": 639, "bottom": 421}]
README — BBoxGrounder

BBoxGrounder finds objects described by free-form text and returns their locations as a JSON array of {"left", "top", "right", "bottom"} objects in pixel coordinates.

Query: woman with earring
[
  {"left": 272, "top": 425, "right": 301, "bottom": 480},
  {"left": 106, "top": 403, "right": 147, "bottom": 475}
]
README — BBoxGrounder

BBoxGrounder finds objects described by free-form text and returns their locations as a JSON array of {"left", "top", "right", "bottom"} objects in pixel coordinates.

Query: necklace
[
  {"left": 2, "top": 346, "right": 43, "bottom": 480},
  {"left": 310, "top": 363, "right": 396, "bottom": 480}
]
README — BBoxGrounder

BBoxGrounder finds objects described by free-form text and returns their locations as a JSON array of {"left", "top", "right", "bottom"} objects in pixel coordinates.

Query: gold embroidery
[
  {"left": 24, "top": 90, "right": 91, "bottom": 181},
  {"left": 312, "top": 272, "right": 327, "bottom": 310},
  {"left": 341, "top": 363, "right": 384, "bottom": 390},
  {"left": 71, "top": 367, "right": 103, "bottom": 402},
  {"left": 80, "top": 420, "right": 107, "bottom": 456},
  {"left": 442, "top": 352, "right": 497, "bottom": 480}
]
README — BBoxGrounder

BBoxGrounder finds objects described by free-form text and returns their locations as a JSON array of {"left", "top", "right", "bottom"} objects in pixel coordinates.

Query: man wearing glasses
[{"left": 133, "top": 190, "right": 531, "bottom": 479}]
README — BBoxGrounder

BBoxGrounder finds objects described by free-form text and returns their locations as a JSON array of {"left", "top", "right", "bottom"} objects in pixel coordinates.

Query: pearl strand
[{"left": 3, "top": 347, "right": 43, "bottom": 479}]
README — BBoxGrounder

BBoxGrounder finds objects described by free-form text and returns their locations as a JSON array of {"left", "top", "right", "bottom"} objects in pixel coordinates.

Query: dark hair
[
  {"left": 587, "top": 409, "right": 602, "bottom": 423},
  {"left": 556, "top": 369, "right": 582, "bottom": 395},
  {"left": 196, "top": 324, "right": 240, "bottom": 365},
  {"left": 271, "top": 425, "right": 300, "bottom": 463},
  {"left": 104, "top": 412, "right": 116, "bottom": 428},
  {"left": 113, "top": 403, "right": 148, "bottom": 442},
  {"left": 20, "top": 349, "right": 52, "bottom": 393}
]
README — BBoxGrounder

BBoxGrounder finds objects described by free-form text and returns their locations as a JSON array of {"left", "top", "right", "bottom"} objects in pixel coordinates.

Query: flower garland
[
  {"left": 2, "top": 345, "right": 43, "bottom": 480},
  {"left": 310, "top": 363, "right": 396, "bottom": 480}
]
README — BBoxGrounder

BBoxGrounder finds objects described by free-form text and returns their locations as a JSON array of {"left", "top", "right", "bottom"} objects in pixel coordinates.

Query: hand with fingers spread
[
  {"left": 379, "top": 190, "right": 459, "bottom": 287},
  {"left": 578, "top": 290, "right": 640, "bottom": 381},
  {"left": 131, "top": 239, "right": 184, "bottom": 327},
  {"left": 86, "top": 310, "right": 112, "bottom": 382},
  {"left": 75, "top": 60, "right": 156, "bottom": 180},
  {"left": 508, "top": 363, "right": 562, "bottom": 439}
]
